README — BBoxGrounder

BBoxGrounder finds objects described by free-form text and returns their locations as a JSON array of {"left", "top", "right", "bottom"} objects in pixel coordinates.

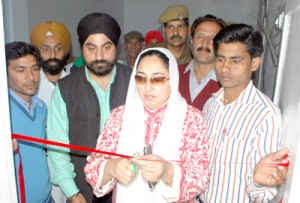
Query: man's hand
[
  {"left": 12, "top": 139, "right": 18, "bottom": 151},
  {"left": 67, "top": 192, "right": 86, "bottom": 203},
  {"left": 254, "top": 148, "right": 289, "bottom": 187}
]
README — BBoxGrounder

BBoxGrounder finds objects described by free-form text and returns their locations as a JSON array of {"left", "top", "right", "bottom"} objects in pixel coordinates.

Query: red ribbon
[
  {"left": 12, "top": 133, "right": 133, "bottom": 203},
  {"left": 12, "top": 133, "right": 132, "bottom": 159},
  {"left": 12, "top": 133, "right": 289, "bottom": 203},
  {"left": 16, "top": 149, "right": 25, "bottom": 203}
]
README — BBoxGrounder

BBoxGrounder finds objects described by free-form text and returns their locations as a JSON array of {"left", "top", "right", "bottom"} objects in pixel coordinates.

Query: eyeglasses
[{"left": 134, "top": 75, "right": 170, "bottom": 86}]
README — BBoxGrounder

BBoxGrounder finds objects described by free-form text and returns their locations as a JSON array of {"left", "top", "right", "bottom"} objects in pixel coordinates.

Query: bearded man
[
  {"left": 46, "top": 13, "right": 131, "bottom": 203},
  {"left": 30, "top": 21, "right": 72, "bottom": 105},
  {"left": 30, "top": 21, "right": 73, "bottom": 203}
]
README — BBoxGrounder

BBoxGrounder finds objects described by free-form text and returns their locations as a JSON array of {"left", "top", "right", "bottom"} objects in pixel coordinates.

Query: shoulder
[
  {"left": 65, "top": 62, "right": 74, "bottom": 72},
  {"left": 255, "top": 89, "right": 281, "bottom": 115},
  {"left": 185, "top": 105, "right": 205, "bottom": 121},
  {"left": 109, "top": 105, "right": 126, "bottom": 121},
  {"left": 178, "top": 63, "right": 189, "bottom": 74},
  {"left": 35, "top": 96, "right": 48, "bottom": 113},
  {"left": 58, "top": 67, "right": 85, "bottom": 87},
  {"left": 111, "top": 105, "right": 126, "bottom": 114},
  {"left": 115, "top": 63, "right": 132, "bottom": 80}
]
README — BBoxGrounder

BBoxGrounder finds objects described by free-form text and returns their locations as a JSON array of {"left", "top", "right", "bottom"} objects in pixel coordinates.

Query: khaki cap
[
  {"left": 124, "top": 31, "right": 144, "bottom": 41},
  {"left": 158, "top": 4, "right": 189, "bottom": 24}
]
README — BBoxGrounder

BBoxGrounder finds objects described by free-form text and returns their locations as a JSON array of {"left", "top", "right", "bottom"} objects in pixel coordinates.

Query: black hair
[
  {"left": 213, "top": 23, "right": 263, "bottom": 58},
  {"left": 5, "top": 41, "right": 41, "bottom": 67},
  {"left": 137, "top": 49, "right": 169, "bottom": 70},
  {"left": 190, "top": 14, "right": 227, "bottom": 38}
]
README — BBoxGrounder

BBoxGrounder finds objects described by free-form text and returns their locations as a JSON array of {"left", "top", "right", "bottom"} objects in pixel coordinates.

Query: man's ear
[{"left": 251, "top": 57, "right": 262, "bottom": 71}]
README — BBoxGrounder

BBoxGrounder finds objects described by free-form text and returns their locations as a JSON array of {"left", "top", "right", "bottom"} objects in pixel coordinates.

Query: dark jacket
[{"left": 58, "top": 63, "right": 131, "bottom": 202}]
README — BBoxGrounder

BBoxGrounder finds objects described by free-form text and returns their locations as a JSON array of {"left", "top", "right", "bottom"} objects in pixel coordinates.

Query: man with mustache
[
  {"left": 6, "top": 41, "right": 52, "bottom": 203},
  {"left": 47, "top": 13, "right": 131, "bottom": 203},
  {"left": 30, "top": 21, "right": 72, "bottom": 106},
  {"left": 158, "top": 4, "right": 192, "bottom": 66},
  {"left": 119, "top": 31, "right": 144, "bottom": 69},
  {"left": 179, "top": 15, "right": 227, "bottom": 110},
  {"left": 201, "top": 23, "right": 282, "bottom": 203},
  {"left": 30, "top": 21, "right": 72, "bottom": 203}
]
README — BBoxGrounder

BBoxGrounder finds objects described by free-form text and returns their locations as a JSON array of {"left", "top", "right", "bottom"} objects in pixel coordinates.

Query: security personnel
[{"left": 158, "top": 4, "right": 192, "bottom": 66}]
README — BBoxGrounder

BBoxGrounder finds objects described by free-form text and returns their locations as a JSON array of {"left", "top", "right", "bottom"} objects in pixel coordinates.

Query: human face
[
  {"left": 8, "top": 55, "right": 40, "bottom": 103},
  {"left": 39, "top": 35, "right": 65, "bottom": 61},
  {"left": 124, "top": 38, "right": 143, "bottom": 58},
  {"left": 82, "top": 33, "right": 117, "bottom": 76},
  {"left": 147, "top": 38, "right": 160, "bottom": 47},
  {"left": 163, "top": 20, "right": 189, "bottom": 48},
  {"left": 215, "top": 42, "right": 261, "bottom": 95},
  {"left": 39, "top": 35, "right": 67, "bottom": 75},
  {"left": 191, "top": 21, "right": 222, "bottom": 65},
  {"left": 136, "top": 55, "right": 171, "bottom": 110}
]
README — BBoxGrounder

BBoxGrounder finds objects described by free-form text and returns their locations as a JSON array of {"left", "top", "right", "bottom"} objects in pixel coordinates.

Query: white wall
[
  {"left": 123, "top": 0, "right": 259, "bottom": 36},
  {"left": 27, "top": 0, "right": 124, "bottom": 57},
  {"left": 121, "top": 0, "right": 258, "bottom": 58},
  {"left": 273, "top": 1, "right": 300, "bottom": 201},
  {"left": 3, "top": 0, "right": 124, "bottom": 57},
  {"left": 0, "top": 1, "right": 18, "bottom": 202},
  {"left": 6, "top": 0, "right": 259, "bottom": 57},
  {"left": 2, "top": 0, "right": 29, "bottom": 43}
]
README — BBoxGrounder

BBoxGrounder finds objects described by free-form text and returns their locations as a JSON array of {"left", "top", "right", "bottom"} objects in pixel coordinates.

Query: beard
[
  {"left": 41, "top": 54, "right": 69, "bottom": 75},
  {"left": 85, "top": 59, "right": 116, "bottom": 76}
]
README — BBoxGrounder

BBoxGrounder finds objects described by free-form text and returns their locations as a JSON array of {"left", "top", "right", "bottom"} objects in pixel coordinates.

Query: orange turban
[{"left": 30, "top": 21, "right": 71, "bottom": 53}]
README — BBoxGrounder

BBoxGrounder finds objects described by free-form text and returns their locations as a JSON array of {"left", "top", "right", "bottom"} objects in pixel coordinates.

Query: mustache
[
  {"left": 90, "top": 60, "right": 111, "bottom": 66},
  {"left": 41, "top": 58, "right": 65, "bottom": 75},
  {"left": 170, "top": 35, "right": 182, "bottom": 40},
  {"left": 197, "top": 47, "right": 211, "bottom": 53}
]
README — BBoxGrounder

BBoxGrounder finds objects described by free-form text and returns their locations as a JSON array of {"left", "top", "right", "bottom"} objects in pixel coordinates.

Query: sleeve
[
  {"left": 246, "top": 112, "right": 282, "bottom": 201},
  {"left": 84, "top": 107, "right": 123, "bottom": 197},
  {"left": 171, "top": 109, "right": 210, "bottom": 202},
  {"left": 47, "top": 84, "right": 79, "bottom": 198}
]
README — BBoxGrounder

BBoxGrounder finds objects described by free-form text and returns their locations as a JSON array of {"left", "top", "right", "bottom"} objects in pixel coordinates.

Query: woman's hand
[
  {"left": 132, "top": 154, "right": 173, "bottom": 183},
  {"left": 106, "top": 158, "right": 137, "bottom": 185}
]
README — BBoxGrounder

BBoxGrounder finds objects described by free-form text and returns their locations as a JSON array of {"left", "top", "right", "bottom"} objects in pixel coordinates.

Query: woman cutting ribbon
[{"left": 84, "top": 47, "right": 209, "bottom": 203}]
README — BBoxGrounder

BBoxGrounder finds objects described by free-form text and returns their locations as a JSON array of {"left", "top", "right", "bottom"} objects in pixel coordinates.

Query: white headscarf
[{"left": 116, "top": 47, "right": 187, "bottom": 202}]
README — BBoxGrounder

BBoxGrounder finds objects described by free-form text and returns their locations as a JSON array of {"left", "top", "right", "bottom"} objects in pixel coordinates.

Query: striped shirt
[{"left": 201, "top": 81, "right": 281, "bottom": 203}]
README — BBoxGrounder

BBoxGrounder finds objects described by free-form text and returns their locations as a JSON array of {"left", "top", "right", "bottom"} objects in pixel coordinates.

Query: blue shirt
[{"left": 10, "top": 89, "right": 52, "bottom": 203}]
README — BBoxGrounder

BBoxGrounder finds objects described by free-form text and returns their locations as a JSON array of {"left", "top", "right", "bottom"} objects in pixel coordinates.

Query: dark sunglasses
[{"left": 134, "top": 75, "right": 170, "bottom": 86}]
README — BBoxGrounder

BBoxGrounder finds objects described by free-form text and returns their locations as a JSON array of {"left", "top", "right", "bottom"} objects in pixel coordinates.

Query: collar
[
  {"left": 213, "top": 81, "right": 256, "bottom": 106},
  {"left": 9, "top": 89, "right": 44, "bottom": 113},
  {"left": 183, "top": 59, "right": 218, "bottom": 81}
]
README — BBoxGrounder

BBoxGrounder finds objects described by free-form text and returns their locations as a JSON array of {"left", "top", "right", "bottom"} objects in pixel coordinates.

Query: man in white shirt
[
  {"left": 31, "top": 21, "right": 72, "bottom": 105},
  {"left": 30, "top": 21, "right": 72, "bottom": 203},
  {"left": 201, "top": 23, "right": 282, "bottom": 203}
]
